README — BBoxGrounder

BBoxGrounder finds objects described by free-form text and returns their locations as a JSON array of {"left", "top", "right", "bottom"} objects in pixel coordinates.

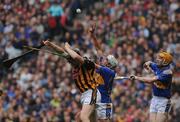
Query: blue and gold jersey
[
  {"left": 150, "top": 62, "right": 173, "bottom": 98},
  {"left": 96, "top": 66, "right": 116, "bottom": 103}
]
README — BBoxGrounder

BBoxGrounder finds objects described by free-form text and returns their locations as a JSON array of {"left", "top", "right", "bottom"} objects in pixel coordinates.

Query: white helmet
[{"left": 107, "top": 55, "right": 118, "bottom": 68}]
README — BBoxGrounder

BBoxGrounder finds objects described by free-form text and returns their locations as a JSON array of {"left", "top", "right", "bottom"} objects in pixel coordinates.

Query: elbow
[
  {"left": 73, "top": 55, "right": 79, "bottom": 60},
  {"left": 149, "top": 77, "right": 158, "bottom": 83},
  {"left": 147, "top": 78, "right": 157, "bottom": 83}
]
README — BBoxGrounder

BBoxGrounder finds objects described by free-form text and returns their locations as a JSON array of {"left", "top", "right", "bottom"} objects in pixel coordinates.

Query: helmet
[
  {"left": 107, "top": 55, "right": 118, "bottom": 68},
  {"left": 157, "top": 51, "right": 173, "bottom": 66}
]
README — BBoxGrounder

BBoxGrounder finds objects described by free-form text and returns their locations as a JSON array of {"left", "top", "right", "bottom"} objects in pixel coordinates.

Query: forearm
[
  {"left": 135, "top": 76, "right": 156, "bottom": 83},
  {"left": 65, "top": 47, "right": 75, "bottom": 58},
  {"left": 47, "top": 42, "right": 65, "bottom": 53},
  {"left": 91, "top": 34, "right": 101, "bottom": 50},
  {"left": 91, "top": 35, "right": 103, "bottom": 57},
  {"left": 65, "top": 46, "right": 84, "bottom": 64}
]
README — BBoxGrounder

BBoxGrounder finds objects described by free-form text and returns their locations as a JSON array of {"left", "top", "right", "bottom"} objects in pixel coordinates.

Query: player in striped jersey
[
  {"left": 65, "top": 42, "right": 102, "bottom": 122},
  {"left": 43, "top": 40, "right": 101, "bottom": 122}
]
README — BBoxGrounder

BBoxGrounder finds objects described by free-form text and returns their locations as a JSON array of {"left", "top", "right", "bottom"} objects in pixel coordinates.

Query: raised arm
[
  {"left": 64, "top": 42, "right": 84, "bottom": 64},
  {"left": 89, "top": 24, "right": 103, "bottom": 55}
]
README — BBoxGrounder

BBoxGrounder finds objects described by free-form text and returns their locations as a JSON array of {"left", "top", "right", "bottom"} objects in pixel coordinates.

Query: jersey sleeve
[
  {"left": 97, "top": 66, "right": 115, "bottom": 78},
  {"left": 149, "top": 62, "right": 157, "bottom": 72}
]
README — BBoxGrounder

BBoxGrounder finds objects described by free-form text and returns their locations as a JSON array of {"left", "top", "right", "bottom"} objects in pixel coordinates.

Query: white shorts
[
  {"left": 150, "top": 96, "right": 171, "bottom": 113},
  {"left": 96, "top": 103, "right": 113, "bottom": 119},
  {"left": 80, "top": 89, "right": 101, "bottom": 105}
]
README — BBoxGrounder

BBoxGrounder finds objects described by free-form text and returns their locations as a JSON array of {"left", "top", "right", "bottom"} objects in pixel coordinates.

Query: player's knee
[
  {"left": 156, "top": 113, "right": 168, "bottom": 122},
  {"left": 80, "top": 112, "right": 89, "bottom": 121}
]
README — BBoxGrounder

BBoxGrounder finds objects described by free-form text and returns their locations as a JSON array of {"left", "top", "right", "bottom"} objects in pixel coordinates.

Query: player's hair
[{"left": 158, "top": 51, "right": 173, "bottom": 66}]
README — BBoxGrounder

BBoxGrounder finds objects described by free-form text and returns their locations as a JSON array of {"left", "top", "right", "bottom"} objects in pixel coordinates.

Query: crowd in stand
[{"left": 0, "top": 0, "right": 179, "bottom": 121}]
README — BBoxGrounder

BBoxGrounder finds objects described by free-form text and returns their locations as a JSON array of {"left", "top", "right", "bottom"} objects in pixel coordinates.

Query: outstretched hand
[
  {"left": 42, "top": 39, "right": 51, "bottom": 46},
  {"left": 89, "top": 23, "right": 96, "bottom": 35}
]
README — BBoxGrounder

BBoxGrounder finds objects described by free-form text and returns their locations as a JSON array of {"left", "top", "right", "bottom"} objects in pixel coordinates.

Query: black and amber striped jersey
[{"left": 72, "top": 58, "right": 99, "bottom": 93}]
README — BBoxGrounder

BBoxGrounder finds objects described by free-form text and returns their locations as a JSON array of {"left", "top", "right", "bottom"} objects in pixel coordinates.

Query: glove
[{"left": 130, "top": 75, "right": 136, "bottom": 81}]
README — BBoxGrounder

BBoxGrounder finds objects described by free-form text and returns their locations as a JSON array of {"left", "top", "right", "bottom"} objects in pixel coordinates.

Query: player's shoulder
[
  {"left": 98, "top": 66, "right": 115, "bottom": 76},
  {"left": 100, "top": 65, "right": 114, "bottom": 72}
]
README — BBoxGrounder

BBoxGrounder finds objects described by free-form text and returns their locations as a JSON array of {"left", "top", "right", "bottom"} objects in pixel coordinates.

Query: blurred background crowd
[{"left": 0, "top": 0, "right": 180, "bottom": 122}]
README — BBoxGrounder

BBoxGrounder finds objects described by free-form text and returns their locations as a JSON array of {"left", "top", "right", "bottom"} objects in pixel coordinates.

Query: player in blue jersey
[
  {"left": 130, "top": 51, "right": 173, "bottom": 122},
  {"left": 95, "top": 55, "right": 117, "bottom": 121},
  {"left": 89, "top": 25, "right": 118, "bottom": 121}
]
